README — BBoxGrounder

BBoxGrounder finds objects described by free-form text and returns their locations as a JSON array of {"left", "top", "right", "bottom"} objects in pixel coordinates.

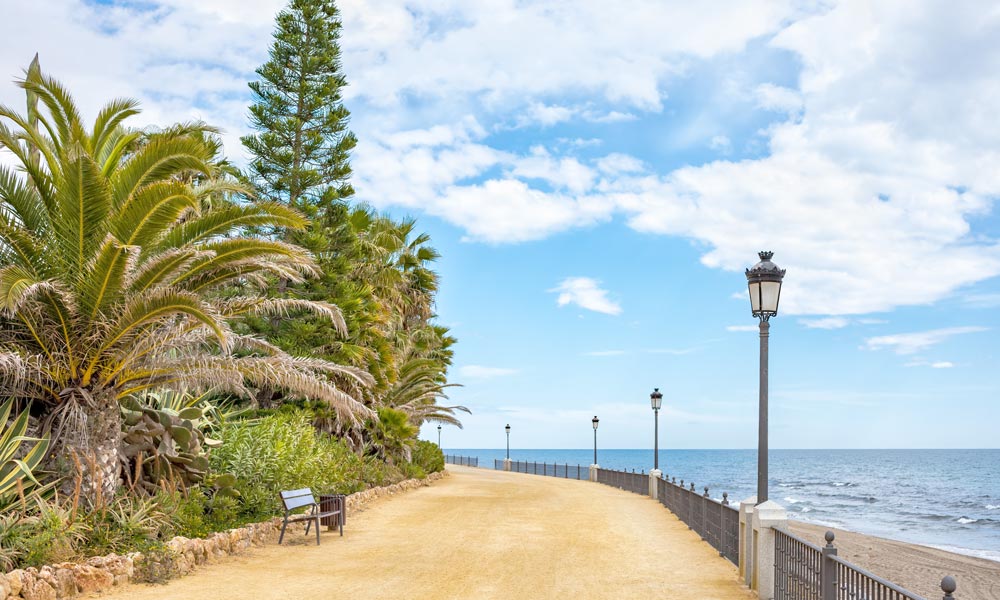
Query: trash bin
[{"left": 318, "top": 494, "right": 346, "bottom": 530}]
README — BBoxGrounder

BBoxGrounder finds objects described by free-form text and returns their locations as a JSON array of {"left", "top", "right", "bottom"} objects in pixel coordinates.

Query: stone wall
[{"left": 0, "top": 471, "right": 446, "bottom": 600}]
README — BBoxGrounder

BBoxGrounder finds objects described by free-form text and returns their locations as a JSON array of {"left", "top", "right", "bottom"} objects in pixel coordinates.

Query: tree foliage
[{"left": 0, "top": 59, "right": 371, "bottom": 503}]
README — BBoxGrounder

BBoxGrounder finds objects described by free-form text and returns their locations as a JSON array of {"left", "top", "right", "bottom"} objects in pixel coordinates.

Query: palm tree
[{"left": 0, "top": 60, "right": 371, "bottom": 504}]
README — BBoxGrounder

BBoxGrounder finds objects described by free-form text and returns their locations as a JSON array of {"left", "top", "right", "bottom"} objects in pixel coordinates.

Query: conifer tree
[{"left": 242, "top": 0, "right": 356, "bottom": 216}]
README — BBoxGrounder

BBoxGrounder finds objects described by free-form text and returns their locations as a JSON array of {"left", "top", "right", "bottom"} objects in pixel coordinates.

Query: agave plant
[
  {"left": 0, "top": 59, "right": 372, "bottom": 503},
  {"left": 0, "top": 398, "right": 50, "bottom": 511}
]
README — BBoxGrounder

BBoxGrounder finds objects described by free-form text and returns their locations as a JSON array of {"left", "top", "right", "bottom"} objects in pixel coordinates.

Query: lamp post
[
  {"left": 437, "top": 424, "right": 441, "bottom": 448},
  {"left": 592, "top": 416, "right": 599, "bottom": 465},
  {"left": 505, "top": 424, "right": 511, "bottom": 460},
  {"left": 650, "top": 388, "right": 663, "bottom": 470},
  {"left": 745, "top": 250, "right": 785, "bottom": 505}
]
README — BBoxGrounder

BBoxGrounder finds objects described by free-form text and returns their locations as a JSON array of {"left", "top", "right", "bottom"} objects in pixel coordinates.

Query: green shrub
[
  {"left": 210, "top": 411, "right": 390, "bottom": 518},
  {"left": 82, "top": 494, "right": 168, "bottom": 555},
  {"left": 411, "top": 440, "right": 444, "bottom": 474},
  {"left": 0, "top": 501, "right": 89, "bottom": 569}
]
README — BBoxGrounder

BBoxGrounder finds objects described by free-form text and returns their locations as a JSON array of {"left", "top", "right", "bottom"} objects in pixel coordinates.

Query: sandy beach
[{"left": 787, "top": 521, "right": 1000, "bottom": 599}]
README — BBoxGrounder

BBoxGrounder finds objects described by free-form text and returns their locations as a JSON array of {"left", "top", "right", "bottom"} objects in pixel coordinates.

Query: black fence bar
[
  {"left": 774, "top": 529, "right": 953, "bottom": 600},
  {"left": 444, "top": 454, "right": 478, "bottom": 467},
  {"left": 775, "top": 529, "right": 822, "bottom": 600},
  {"left": 497, "top": 459, "right": 589, "bottom": 480}
]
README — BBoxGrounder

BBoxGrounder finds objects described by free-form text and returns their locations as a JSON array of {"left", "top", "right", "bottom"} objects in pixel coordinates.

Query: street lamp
[
  {"left": 592, "top": 416, "right": 599, "bottom": 465},
  {"left": 745, "top": 250, "right": 785, "bottom": 504},
  {"left": 437, "top": 424, "right": 442, "bottom": 448},
  {"left": 650, "top": 388, "right": 663, "bottom": 471},
  {"left": 505, "top": 424, "right": 511, "bottom": 460}
]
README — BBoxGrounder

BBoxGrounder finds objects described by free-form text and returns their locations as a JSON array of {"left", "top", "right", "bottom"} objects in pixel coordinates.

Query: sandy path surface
[
  {"left": 788, "top": 521, "right": 1000, "bottom": 600},
  {"left": 93, "top": 466, "right": 753, "bottom": 600}
]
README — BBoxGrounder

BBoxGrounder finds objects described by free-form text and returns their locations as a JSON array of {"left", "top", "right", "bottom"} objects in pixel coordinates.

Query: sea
[{"left": 446, "top": 448, "right": 1000, "bottom": 562}]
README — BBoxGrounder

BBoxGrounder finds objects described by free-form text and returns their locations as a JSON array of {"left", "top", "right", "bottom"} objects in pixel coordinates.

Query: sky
[{"left": 2, "top": 0, "right": 999, "bottom": 449}]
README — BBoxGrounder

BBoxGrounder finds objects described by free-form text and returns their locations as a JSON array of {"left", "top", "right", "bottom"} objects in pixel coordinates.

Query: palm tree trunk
[{"left": 46, "top": 391, "right": 122, "bottom": 507}]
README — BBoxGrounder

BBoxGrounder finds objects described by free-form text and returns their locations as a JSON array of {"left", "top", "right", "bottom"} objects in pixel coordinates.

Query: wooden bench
[{"left": 279, "top": 488, "right": 343, "bottom": 545}]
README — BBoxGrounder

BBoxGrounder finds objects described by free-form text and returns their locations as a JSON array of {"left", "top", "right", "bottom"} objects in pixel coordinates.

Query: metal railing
[
  {"left": 656, "top": 475, "right": 740, "bottom": 565},
  {"left": 444, "top": 454, "right": 478, "bottom": 467},
  {"left": 775, "top": 529, "right": 958, "bottom": 600},
  {"left": 495, "top": 459, "right": 588, "bottom": 480},
  {"left": 595, "top": 468, "right": 648, "bottom": 496}
]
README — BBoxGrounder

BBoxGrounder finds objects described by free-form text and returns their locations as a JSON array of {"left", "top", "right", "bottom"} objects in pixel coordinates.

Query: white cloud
[
  {"left": 904, "top": 360, "right": 956, "bottom": 369},
  {"left": 865, "top": 326, "right": 988, "bottom": 355},
  {"left": 710, "top": 135, "right": 732, "bottom": 153},
  {"left": 551, "top": 277, "right": 622, "bottom": 315},
  {"left": 596, "top": 153, "right": 646, "bottom": 176},
  {"left": 458, "top": 365, "right": 519, "bottom": 379},
  {"left": 520, "top": 103, "right": 577, "bottom": 127},
  {"left": 799, "top": 317, "right": 850, "bottom": 329},
  {"left": 339, "top": 0, "right": 803, "bottom": 110},
  {"left": 726, "top": 325, "right": 759, "bottom": 332},
  {"left": 9, "top": 0, "right": 1000, "bottom": 319},
  {"left": 753, "top": 83, "right": 803, "bottom": 113}
]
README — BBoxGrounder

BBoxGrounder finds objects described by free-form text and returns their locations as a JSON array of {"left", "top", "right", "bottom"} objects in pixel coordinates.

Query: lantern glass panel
[
  {"left": 748, "top": 281, "right": 762, "bottom": 313},
  {"left": 760, "top": 280, "right": 781, "bottom": 314}
]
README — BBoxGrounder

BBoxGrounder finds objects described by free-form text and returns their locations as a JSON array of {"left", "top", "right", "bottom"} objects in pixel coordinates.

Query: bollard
[
  {"left": 821, "top": 531, "right": 838, "bottom": 600},
  {"left": 941, "top": 576, "right": 957, "bottom": 599}
]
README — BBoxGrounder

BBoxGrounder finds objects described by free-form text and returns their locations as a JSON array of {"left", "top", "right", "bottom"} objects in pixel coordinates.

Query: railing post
[
  {"left": 648, "top": 468, "right": 661, "bottom": 499},
  {"left": 821, "top": 531, "right": 837, "bottom": 600},
  {"left": 721, "top": 493, "right": 730, "bottom": 557},
  {"left": 941, "top": 576, "right": 957, "bottom": 599},
  {"left": 739, "top": 495, "right": 757, "bottom": 586},
  {"left": 752, "top": 500, "right": 787, "bottom": 600},
  {"left": 689, "top": 483, "right": 696, "bottom": 530},
  {"left": 703, "top": 487, "right": 710, "bottom": 540}
]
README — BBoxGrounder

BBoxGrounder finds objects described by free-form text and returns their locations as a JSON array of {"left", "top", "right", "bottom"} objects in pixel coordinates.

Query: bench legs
[
  {"left": 279, "top": 517, "right": 289, "bottom": 545},
  {"left": 304, "top": 514, "right": 321, "bottom": 545}
]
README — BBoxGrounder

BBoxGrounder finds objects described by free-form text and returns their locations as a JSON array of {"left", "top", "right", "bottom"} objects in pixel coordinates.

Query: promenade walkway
[{"left": 93, "top": 465, "right": 754, "bottom": 600}]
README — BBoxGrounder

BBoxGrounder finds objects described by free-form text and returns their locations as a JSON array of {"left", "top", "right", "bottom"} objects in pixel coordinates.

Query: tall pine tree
[
  {"left": 241, "top": 0, "right": 366, "bottom": 409},
  {"left": 241, "top": 0, "right": 464, "bottom": 446},
  {"left": 242, "top": 0, "right": 356, "bottom": 216}
]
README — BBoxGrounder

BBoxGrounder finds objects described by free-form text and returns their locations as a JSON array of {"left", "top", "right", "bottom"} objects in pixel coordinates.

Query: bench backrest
[{"left": 280, "top": 488, "right": 316, "bottom": 511}]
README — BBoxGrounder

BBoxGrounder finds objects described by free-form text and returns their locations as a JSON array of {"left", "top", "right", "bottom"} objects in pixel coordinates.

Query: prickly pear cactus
[{"left": 120, "top": 398, "right": 224, "bottom": 491}]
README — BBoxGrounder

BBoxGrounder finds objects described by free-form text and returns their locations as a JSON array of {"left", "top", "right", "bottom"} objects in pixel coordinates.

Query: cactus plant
[{"left": 120, "top": 398, "right": 223, "bottom": 491}]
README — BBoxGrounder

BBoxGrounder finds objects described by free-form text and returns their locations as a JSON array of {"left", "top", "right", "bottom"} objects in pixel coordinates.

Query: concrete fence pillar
[
  {"left": 752, "top": 500, "right": 787, "bottom": 600},
  {"left": 502, "top": 458, "right": 511, "bottom": 472},
  {"left": 739, "top": 495, "right": 756, "bottom": 586},
  {"left": 589, "top": 464, "right": 599, "bottom": 482},
  {"left": 648, "top": 469, "right": 661, "bottom": 499}
]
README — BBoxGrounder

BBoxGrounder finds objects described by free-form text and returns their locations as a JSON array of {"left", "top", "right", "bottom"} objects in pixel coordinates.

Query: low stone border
[{"left": 0, "top": 471, "right": 447, "bottom": 600}]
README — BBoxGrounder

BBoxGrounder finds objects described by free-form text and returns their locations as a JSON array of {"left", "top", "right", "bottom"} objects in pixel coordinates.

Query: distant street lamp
[
  {"left": 746, "top": 250, "right": 786, "bottom": 505},
  {"left": 592, "top": 415, "right": 599, "bottom": 465},
  {"left": 505, "top": 424, "right": 511, "bottom": 460},
  {"left": 437, "top": 424, "right": 442, "bottom": 448},
  {"left": 650, "top": 388, "right": 663, "bottom": 470}
]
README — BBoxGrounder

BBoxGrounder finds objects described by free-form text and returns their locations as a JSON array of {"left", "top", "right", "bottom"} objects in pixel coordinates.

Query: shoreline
[{"left": 787, "top": 520, "right": 1000, "bottom": 599}]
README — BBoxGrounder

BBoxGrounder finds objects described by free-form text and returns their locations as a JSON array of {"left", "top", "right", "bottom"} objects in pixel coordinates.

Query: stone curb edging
[{"left": 0, "top": 471, "right": 447, "bottom": 600}]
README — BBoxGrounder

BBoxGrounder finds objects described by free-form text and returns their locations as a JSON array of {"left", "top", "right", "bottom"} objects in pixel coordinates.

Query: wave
[
  {"left": 987, "top": 504, "right": 1000, "bottom": 510},
  {"left": 957, "top": 517, "right": 978, "bottom": 524},
  {"left": 784, "top": 497, "right": 802, "bottom": 504},
  {"left": 925, "top": 544, "right": 1000, "bottom": 564}
]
